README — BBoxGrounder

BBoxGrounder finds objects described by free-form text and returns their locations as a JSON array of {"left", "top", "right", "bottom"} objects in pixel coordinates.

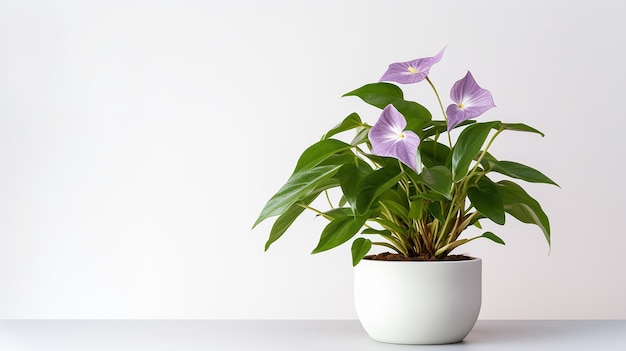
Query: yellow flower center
[
  {"left": 398, "top": 132, "right": 405, "bottom": 139},
  {"left": 407, "top": 66, "right": 419, "bottom": 74},
  {"left": 458, "top": 103, "right": 465, "bottom": 109}
]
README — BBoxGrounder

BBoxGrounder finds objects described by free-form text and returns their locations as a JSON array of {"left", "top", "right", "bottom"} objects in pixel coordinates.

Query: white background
[{"left": 1, "top": 0, "right": 624, "bottom": 319}]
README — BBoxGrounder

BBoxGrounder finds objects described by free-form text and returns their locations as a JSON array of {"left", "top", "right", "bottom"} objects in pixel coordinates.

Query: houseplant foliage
[{"left": 253, "top": 47, "right": 557, "bottom": 266}]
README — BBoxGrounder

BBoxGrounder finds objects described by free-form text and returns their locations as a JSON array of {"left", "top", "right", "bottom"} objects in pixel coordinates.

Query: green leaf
[
  {"left": 393, "top": 184, "right": 409, "bottom": 205},
  {"left": 317, "top": 152, "right": 356, "bottom": 168},
  {"left": 263, "top": 178, "right": 340, "bottom": 249},
  {"left": 467, "top": 177, "right": 505, "bottom": 225},
  {"left": 482, "top": 231, "right": 506, "bottom": 245},
  {"left": 344, "top": 81, "right": 404, "bottom": 102},
  {"left": 435, "top": 238, "right": 470, "bottom": 257},
  {"left": 355, "top": 166, "right": 404, "bottom": 215},
  {"left": 379, "top": 187, "right": 404, "bottom": 205},
  {"left": 428, "top": 202, "right": 444, "bottom": 222},
  {"left": 412, "top": 191, "right": 446, "bottom": 202},
  {"left": 361, "top": 228, "right": 391, "bottom": 236},
  {"left": 338, "top": 196, "right": 348, "bottom": 208},
  {"left": 312, "top": 214, "right": 367, "bottom": 254},
  {"left": 265, "top": 194, "right": 316, "bottom": 251},
  {"left": 351, "top": 126, "right": 370, "bottom": 146},
  {"left": 336, "top": 162, "right": 373, "bottom": 212},
  {"left": 419, "top": 166, "right": 453, "bottom": 200},
  {"left": 478, "top": 152, "right": 498, "bottom": 171},
  {"left": 485, "top": 159, "right": 559, "bottom": 186},
  {"left": 496, "top": 180, "right": 551, "bottom": 245},
  {"left": 293, "top": 139, "right": 352, "bottom": 174},
  {"left": 408, "top": 199, "right": 425, "bottom": 220},
  {"left": 375, "top": 217, "right": 409, "bottom": 236},
  {"left": 422, "top": 120, "right": 475, "bottom": 139},
  {"left": 322, "top": 207, "right": 354, "bottom": 218},
  {"left": 253, "top": 165, "right": 342, "bottom": 228},
  {"left": 498, "top": 122, "right": 544, "bottom": 136},
  {"left": 451, "top": 122, "right": 498, "bottom": 182},
  {"left": 421, "top": 120, "right": 447, "bottom": 139},
  {"left": 343, "top": 82, "right": 431, "bottom": 122},
  {"left": 351, "top": 238, "right": 372, "bottom": 266},
  {"left": 323, "top": 113, "right": 362, "bottom": 140},
  {"left": 419, "top": 140, "right": 451, "bottom": 168},
  {"left": 381, "top": 200, "right": 409, "bottom": 222}
]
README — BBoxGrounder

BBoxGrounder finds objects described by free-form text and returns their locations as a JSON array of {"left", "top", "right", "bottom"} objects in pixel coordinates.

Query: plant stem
[
  {"left": 437, "top": 184, "right": 464, "bottom": 248},
  {"left": 323, "top": 190, "right": 333, "bottom": 208},
  {"left": 298, "top": 202, "right": 376, "bottom": 230},
  {"left": 467, "top": 127, "right": 504, "bottom": 179},
  {"left": 425, "top": 76, "right": 452, "bottom": 148},
  {"left": 296, "top": 202, "right": 332, "bottom": 220},
  {"left": 459, "top": 212, "right": 480, "bottom": 231}
]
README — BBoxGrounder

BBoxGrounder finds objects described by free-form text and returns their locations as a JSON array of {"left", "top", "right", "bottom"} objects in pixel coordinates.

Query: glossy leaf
[
  {"left": 393, "top": 185, "right": 409, "bottom": 205},
  {"left": 361, "top": 228, "right": 392, "bottom": 236},
  {"left": 265, "top": 194, "right": 316, "bottom": 251},
  {"left": 467, "top": 177, "right": 505, "bottom": 225},
  {"left": 498, "top": 122, "right": 544, "bottom": 136},
  {"left": 496, "top": 180, "right": 551, "bottom": 245},
  {"left": 419, "top": 140, "right": 451, "bottom": 168},
  {"left": 312, "top": 214, "right": 367, "bottom": 254},
  {"left": 323, "top": 113, "right": 362, "bottom": 140},
  {"left": 351, "top": 238, "right": 372, "bottom": 266},
  {"left": 451, "top": 121, "right": 498, "bottom": 182},
  {"left": 293, "top": 139, "right": 352, "bottom": 174},
  {"left": 264, "top": 178, "right": 339, "bottom": 249},
  {"left": 338, "top": 195, "right": 348, "bottom": 208},
  {"left": 381, "top": 200, "right": 410, "bottom": 222},
  {"left": 344, "top": 81, "right": 404, "bottom": 102},
  {"left": 419, "top": 166, "right": 453, "bottom": 200},
  {"left": 482, "top": 232, "right": 505, "bottom": 245},
  {"left": 322, "top": 207, "right": 354, "bottom": 218},
  {"left": 375, "top": 217, "right": 409, "bottom": 236},
  {"left": 435, "top": 238, "right": 469, "bottom": 257},
  {"left": 343, "top": 82, "right": 431, "bottom": 122},
  {"left": 485, "top": 159, "right": 559, "bottom": 186},
  {"left": 336, "top": 162, "right": 373, "bottom": 212},
  {"left": 428, "top": 202, "right": 444, "bottom": 222},
  {"left": 412, "top": 191, "right": 446, "bottom": 202},
  {"left": 355, "top": 167, "right": 404, "bottom": 215},
  {"left": 317, "top": 152, "right": 356, "bottom": 168},
  {"left": 408, "top": 199, "right": 425, "bottom": 220},
  {"left": 351, "top": 127, "right": 370, "bottom": 146},
  {"left": 478, "top": 152, "right": 498, "bottom": 170},
  {"left": 473, "top": 219, "right": 483, "bottom": 229},
  {"left": 380, "top": 187, "right": 404, "bottom": 204},
  {"left": 422, "top": 120, "right": 475, "bottom": 139},
  {"left": 253, "top": 165, "right": 342, "bottom": 228}
]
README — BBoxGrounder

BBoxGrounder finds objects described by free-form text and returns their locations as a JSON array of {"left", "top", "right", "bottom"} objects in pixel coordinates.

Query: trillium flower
[
  {"left": 369, "top": 105, "right": 420, "bottom": 171},
  {"left": 446, "top": 71, "right": 496, "bottom": 130},
  {"left": 379, "top": 47, "right": 446, "bottom": 84}
]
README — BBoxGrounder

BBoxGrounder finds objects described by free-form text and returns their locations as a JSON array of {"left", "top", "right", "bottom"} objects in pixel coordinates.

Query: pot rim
[{"left": 360, "top": 256, "right": 481, "bottom": 264}]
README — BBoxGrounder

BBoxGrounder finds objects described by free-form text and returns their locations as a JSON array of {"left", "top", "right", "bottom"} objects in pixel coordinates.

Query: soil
[{"left": 364, "top": 252, "right": 474, "bottom": 261}]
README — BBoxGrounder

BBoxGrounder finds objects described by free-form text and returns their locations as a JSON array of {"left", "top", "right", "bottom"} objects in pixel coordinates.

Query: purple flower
[
  {"left": 369, "top": 105, "right": 420, "bottom": 171},
  {"left": 446, "top": 71, "right": 496, "bottom": 130},
  {"left": 379, "top": 47, "right": 446, "bottom": 84}
]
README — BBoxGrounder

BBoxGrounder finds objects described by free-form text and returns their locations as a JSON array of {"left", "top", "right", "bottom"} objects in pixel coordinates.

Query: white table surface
[{"left": 0, "top": 320, "right": 624, "bottom": 350}]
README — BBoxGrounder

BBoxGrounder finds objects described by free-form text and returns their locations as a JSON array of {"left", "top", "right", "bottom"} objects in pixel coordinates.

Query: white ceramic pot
[{"left": 354, "top": 257, "right": 482, "bottom": 344}]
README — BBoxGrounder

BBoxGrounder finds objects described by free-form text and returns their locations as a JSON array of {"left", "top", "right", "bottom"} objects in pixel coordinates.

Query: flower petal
[
  {"left": 447, "top": 71, "right": 495, "bottom": 130},
  {"left": 379, "top": 47, "right": 446, "bottom": 84},
  {"left": 369, "top": 105, "right": 420, "bottom": 171}
]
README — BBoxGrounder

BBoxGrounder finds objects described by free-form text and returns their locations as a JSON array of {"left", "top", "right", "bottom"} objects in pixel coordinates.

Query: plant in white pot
[{"left": 253, "top": 47, "right": 557, "bottom": 344}]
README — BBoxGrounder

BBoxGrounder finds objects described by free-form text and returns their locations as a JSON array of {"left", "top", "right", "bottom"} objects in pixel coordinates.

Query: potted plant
[{"left": 252, "top": 47, "right": 557, "bottom": 344}]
